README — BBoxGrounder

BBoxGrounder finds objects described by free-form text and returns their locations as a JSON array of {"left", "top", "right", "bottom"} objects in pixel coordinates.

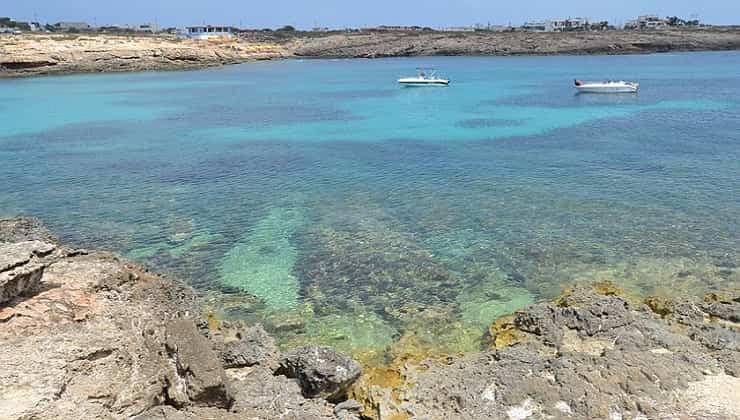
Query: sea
[{"left": 1, "top": 52, "right": 739, "bottom": 363}]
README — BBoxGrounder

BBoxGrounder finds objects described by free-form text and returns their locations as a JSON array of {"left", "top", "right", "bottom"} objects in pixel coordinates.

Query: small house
[{"left": 183, "top": 25, "right": 236, "bottom": 40}]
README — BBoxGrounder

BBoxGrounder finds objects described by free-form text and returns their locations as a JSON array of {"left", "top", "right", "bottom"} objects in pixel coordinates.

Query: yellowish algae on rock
[
  {"left": 278, "top": 304, "right": 399, "bottom": 366},
  {"left": 218, "top": 206, "right": 304, "bottom": 310},
  {"left": 525, "top": 254, "right": 739, "bottom": 300}
]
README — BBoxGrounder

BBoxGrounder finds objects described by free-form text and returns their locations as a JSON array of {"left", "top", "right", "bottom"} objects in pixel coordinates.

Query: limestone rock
[
  {"left": 0, "top": 240, "right": 56, "bottom": 305},
  {"left": 218, "top": 323, "right": 280, "bottom": 369},
  {"left": 0, "top": 262, "right": 45, "bottom": 305},
  {"left": 0, "top": 216, "right": 358, "bottom": 419},
  {"left": 229, "top": 366, "right": 337, "bottom": 419},
  {"left": 277, "top": 345, "right": 362, "bottom": 401},
  {"left": 164, "top": 319, "right": 232, "bottom": 408},
  {"left": 0, "top": 240, "right": 55, "bottom": 271},
  {"left": 287, "top": 28, "right": 740, "bottom": 59},
  {"left": 351, "top": 285, "right": 740, "bottom": 419},
  {"left": 333, "top": 399, "right": 363, "bottom": 420},
  {"left": 0, "top": 34, "right": 284, "bottom": 78}
]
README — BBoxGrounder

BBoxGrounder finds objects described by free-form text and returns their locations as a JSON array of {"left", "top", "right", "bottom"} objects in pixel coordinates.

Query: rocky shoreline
[
  {"left": 2, "top": 28, "right": 740, "bottom": 78},
  {"left": 0, "top": 217, "right": 361, "bottom": 420},
  {"left": 284, "top": 27, "right": 740, "bottom": 58},
  {"left": 1, "top": 217, "right": 739, "bottom": 419},
  {"left": 0, "top": 34, "right": 284, "bottom": 78}
]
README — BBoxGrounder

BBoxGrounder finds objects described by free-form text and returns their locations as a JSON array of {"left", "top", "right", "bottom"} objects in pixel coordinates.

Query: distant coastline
[{"left": 2, "top": 27, "right": 740, "bottom": 77}]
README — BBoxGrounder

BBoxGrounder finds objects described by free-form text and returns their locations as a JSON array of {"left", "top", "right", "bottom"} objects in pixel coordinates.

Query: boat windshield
[{"left": 417, "top": 68, "right": 438, "bottom": 79}]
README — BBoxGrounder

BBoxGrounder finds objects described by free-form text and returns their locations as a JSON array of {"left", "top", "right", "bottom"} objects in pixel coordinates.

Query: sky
[{"left": 4, "top": 0, "right": 739, "bottom": 29}]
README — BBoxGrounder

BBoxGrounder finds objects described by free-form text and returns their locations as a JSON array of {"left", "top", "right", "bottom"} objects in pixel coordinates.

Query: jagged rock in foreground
[
  {"left": 350, "top": 285, "right": 740, "bottom": 419},
  {"left": 278, "top": 345, "right": 363, "bottom": 401},
  {"left": 0, "top": 217, "right": 359, "bottom": 420}
]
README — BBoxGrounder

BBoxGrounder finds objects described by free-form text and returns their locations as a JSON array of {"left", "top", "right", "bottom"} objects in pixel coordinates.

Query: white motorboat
[
  {"left": 574, "top": 80, "right": 639, "bottom": 93},
  {"left": 398, "top": 68, "right": 450, "bottom": 86}
]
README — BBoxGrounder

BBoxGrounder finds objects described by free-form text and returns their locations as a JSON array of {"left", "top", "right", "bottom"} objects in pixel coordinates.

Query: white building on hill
[
  {"left": 183, "top": 25, "right": 236, "bottom": 40},
  {"left": 546, "top": 17, "right": 590, "bottom": 32},
  {"left": 625, "top": 15, "right": 668, "bottom": 30}
]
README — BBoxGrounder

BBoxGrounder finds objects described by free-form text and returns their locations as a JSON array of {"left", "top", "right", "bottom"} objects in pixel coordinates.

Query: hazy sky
[{"left": 5, "top": 0, "right": 738, "bottom": 28}]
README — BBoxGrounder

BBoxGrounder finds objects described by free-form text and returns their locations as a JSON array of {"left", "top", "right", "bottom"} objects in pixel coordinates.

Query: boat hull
[
  {"left": 575, "top": 84, "right": 638, "bottom": 94},
  {"left": 398, "top": 78, "right": 449, "bottom": 87}
]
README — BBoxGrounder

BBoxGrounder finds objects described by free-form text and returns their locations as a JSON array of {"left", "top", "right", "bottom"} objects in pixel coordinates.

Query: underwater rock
[
  {"left": 297, "top": 226, "right": 462, "bottom": 321},
  {"left": 218, "top": 207, "right": 304, "bottom": 310},
  {"left": 277, "top": 305, "right": 398, "bottom": 366},
  {"left": 125, "top": 231, "right": 225, "bottom": 262},
  {"left": 0, "top": 217, "right": 57, "bottom": 244},
  {"left": 387, "top": 303, "right": 484, "bottom": 360},
  {"left": 277, "top": 345, "right": 362, "bottom": 402},
  {"left": 125, "top": 244, "right": 164, "bottom": 261},
  {"left": 523, "top": 254, "right": 740, "bottom": 301},
  {"left": 456, "top": 279, "right": 535, "bottom": 329},
  {"left": 169, "top": 232, "right": 225, "bottom": 258}
]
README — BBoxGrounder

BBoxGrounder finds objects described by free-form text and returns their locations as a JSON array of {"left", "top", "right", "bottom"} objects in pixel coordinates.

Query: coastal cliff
[
  {"left": 2, "top": 28, "right": 740, "bottom": 78},
  {"left": 0, "top": 34, "right": 284, "bottom": 77},
  {"left": 283, "top": 27, "right": 740, "bottom": 58},
  {"left": 1, "top": 217, "right": 738, "bottom": 419}
]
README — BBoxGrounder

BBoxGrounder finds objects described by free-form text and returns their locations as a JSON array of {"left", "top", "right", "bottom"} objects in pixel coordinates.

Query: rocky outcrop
[
  {"left": 351, "top": 285, "right": 740, "bottom": 419},
  {"left": 285, "top": 27, "right": 740, "bottom": 58},
  {"left": 278, "top": 345, "right": 363, "bottom": 401},
  {"left": 216, "top": 322, "right": 281, "bottom": 370},
  {"left": 3, "top": 216, "right": 738, "bottom": 419},
  {"left": 0, "top": 217, "right": 360, "bottom": 420},
  {"left": 0, "top": 240, "right": 54, "bottom": 304},
  {"left": 0, "top": 34, "right": 284, "bottom": 77},
  {"left": 163, "top": 319, "right": 233, "bottom": 408},
  {"left": 4, "top": 29, "right": 740, "bottom": 79}
]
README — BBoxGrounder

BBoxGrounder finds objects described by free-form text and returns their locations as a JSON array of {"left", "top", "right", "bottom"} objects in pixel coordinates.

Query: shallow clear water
[{"left": 2, "top": 52, "right": 739, "bottom": 363}]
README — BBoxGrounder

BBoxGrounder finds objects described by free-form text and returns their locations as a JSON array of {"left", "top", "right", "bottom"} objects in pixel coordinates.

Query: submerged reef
[
  {"left": 296, "top": 225, "right": 462, "bottom": 320},
  {"left": 218, "top": 207, "right": 304, "bottom": 310}
]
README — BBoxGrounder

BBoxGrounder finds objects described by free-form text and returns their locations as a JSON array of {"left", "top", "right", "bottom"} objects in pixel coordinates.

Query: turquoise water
[{"left": 2, "top": 52, "right": 739, "bottom": 361}]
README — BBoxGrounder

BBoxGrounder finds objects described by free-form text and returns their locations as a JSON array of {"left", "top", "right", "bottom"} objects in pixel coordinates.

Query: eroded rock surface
[
  {"left": 216, "top": 322, "right": 281, "bottom": 370},
  {"left": 351, "top": 285, "right": 740, "bottom": 419},
  {"left": 278, "top": 345, "right": 363, "bottom": 401},
  {"left": 286, "top": 27, "right": 740, "bottom": 58},
  {"left": 0, "top": 34, "right": 284, "bottom": 77},
  {"left": 0, "top": 217, "right": 359, "bottom": 420}
]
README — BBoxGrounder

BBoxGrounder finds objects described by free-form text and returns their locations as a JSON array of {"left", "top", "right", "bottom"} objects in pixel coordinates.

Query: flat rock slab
[
  {"left": 0, "top": 240, "right": 54, "bottom": 305},
  {"left": 0, "top": 240, "right": 55, "bottom": 272},
  {"left": 0, "top": 263, "right": 45, "bottom": 305}
]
